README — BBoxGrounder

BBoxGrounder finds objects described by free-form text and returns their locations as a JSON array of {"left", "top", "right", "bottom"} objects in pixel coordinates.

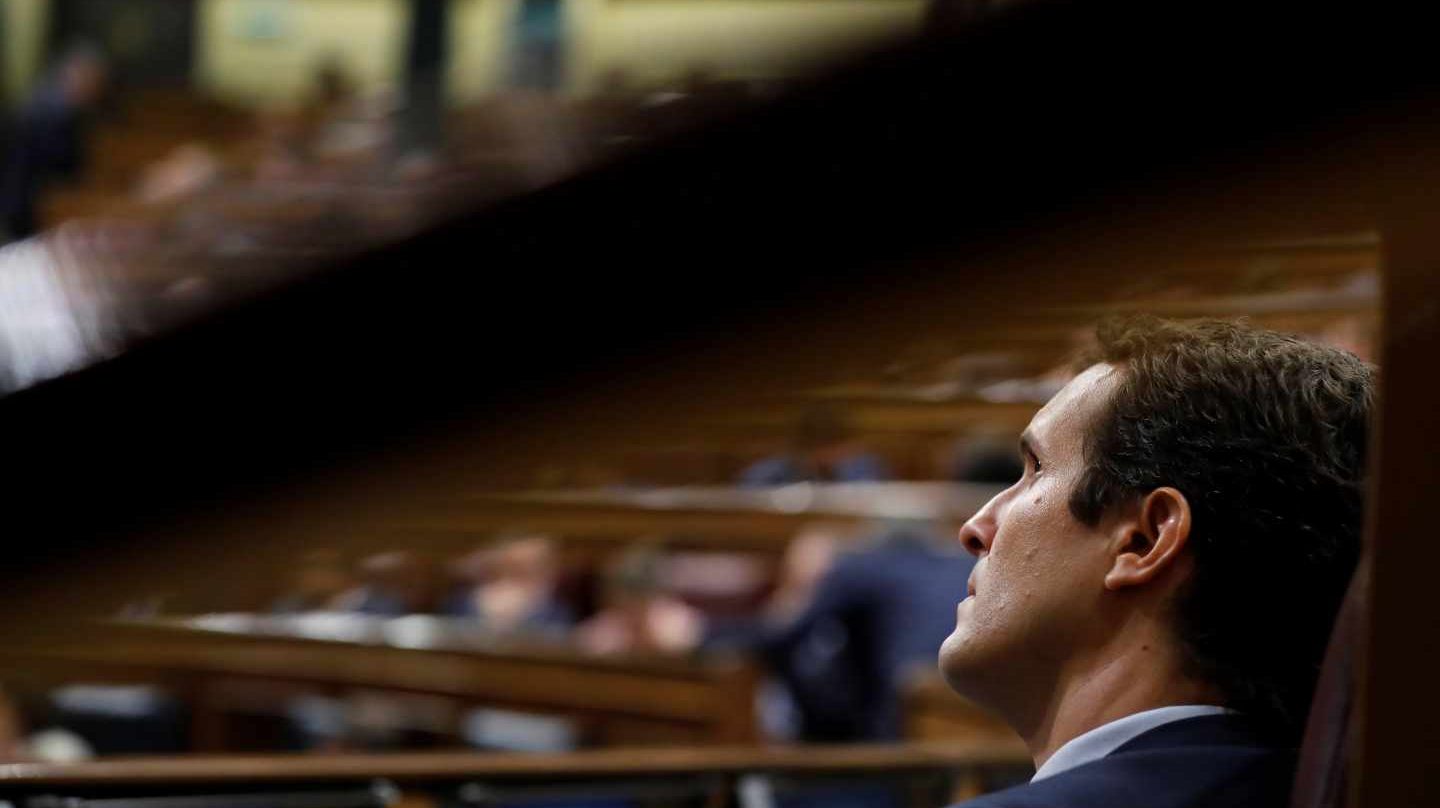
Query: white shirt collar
[{"left": 1031, "top": 705, "right": 1234, "bottom": 782}]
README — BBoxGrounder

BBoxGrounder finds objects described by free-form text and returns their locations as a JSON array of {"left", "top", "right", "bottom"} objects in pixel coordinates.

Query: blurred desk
[
  {"left": 0, "top": 741, "right": 1031, "bottom": 786},
  {"left": 2, "top": 616, "right": 759, "bottom": 751},
  {"left": 381, "top": 482, "right": 1006, "bottom": 552},
  {"left": 0, "top": 741, "right": 1034, "bottom": 808},
  {"left": 720, "top": 398, "right": 1042, "bottom": 436}
]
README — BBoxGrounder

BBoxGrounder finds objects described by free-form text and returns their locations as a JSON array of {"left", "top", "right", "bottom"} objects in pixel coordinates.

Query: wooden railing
[
  {"left": 0, "top": 741, "right": 1034, "bottom": 807},
  {"left": 1, "top": 619, "right": 759, "bottom": 752}
]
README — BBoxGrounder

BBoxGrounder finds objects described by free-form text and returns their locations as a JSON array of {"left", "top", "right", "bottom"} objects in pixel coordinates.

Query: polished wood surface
[
  {"left": 0, "top": 741, "right": 1031, "bottom": 786},
  {"left": 3, "top": 619, "right": 759, "bottom": 750},
  {"left": 341, "top": 482, "right": 1003, "bottom": 557},
  {"left": 1353, "top": 128, "right": 1440, "bottom": 808}
]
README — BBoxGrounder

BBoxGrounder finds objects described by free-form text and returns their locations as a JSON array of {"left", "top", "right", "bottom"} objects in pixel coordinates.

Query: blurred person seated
[
  {"left": 739, "top": 522, "right": 849, "bottom": 742},
  {"left": 0, "top": 44, "right": 108, "bottom": 240},
  {"left": 243, "top": 60, "right": 393, "bottom": 186},
  {"left": 442, "top": 534, "right": 574, "bottom": 636},
  {"left": 576, "top": 547, "right": 704, "bottom": 655},
  {"left": 295, "top": 55, "right": 391, "bottom": 170},
  {"left": 135, "top": 143, "right": 224, "bottom": 204},
  {"left": 708, "top": 517, "right": 975, "bottom": 742},
  {"left": 740, "top": 405, "right": 891, "bottom": 486},
  {"left": 333, "top": 550, "right": 435, "bottom": 616},
  {"left": 309, "top": 55, "right": 358, "bottom": 120},
  {"left": 270, "top": 548, "right": 354, "bottom": 613},
  {"left": 310, "top": 92, "right": 399, "bottom": 173},
  {"left": 764, "top": 523, "right": 847, "bottom": 621},
  {"left": 46, "top": 684, "right": 184, "bottom": 756},
  {"left": 289, "top": 689, "right": 458, "bottom": 753},
  {"left": 1, "top": 686, "right": 95, "bottom": 764},
  {"left": 662, "top": 550, "right": 772, "bottom": 618}
]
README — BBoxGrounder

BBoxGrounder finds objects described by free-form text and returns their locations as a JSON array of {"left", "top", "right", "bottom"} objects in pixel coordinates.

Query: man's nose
[{"left": 958, "top": 496, "right": 999, "bottom": 557}]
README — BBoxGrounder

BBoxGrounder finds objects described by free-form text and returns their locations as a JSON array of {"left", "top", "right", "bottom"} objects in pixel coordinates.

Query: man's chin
[
  {"left": 938, "top": 631, "right": 970, "bottom": 679},
  {"left": 938, "top": 628, "right": 989, "bottom": 696}
]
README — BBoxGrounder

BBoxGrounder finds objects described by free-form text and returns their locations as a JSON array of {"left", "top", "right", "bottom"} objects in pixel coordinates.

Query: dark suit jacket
[
  {"left": 707, "top": 528, "right": 975, "bottom": 741},
  {"left": 956, "top": 715, "right": 1296, "bottom": 808},
  {"left": 1, "top": 85, "right": 88, "bottom": 237}
]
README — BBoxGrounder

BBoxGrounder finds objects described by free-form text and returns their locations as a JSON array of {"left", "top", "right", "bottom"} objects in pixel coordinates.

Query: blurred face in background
[
  {"left": 495, "top": 537, "right": 557, "bottom": 587},
  {"left": 938, "top": 364, "right": 1123, "bottom": 711},
  {"left": 61, "top": 55, "right": 107, "bottom": 107}
]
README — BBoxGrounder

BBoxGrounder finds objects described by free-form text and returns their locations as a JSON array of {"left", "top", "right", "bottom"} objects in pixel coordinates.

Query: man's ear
[{"left": 1104, "top": 486, "right": 1192, "bottom": 591}]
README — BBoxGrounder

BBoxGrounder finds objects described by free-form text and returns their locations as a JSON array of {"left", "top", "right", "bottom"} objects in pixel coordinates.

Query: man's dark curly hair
[{"left": 1070, "top": 316, "right": 1374, "bottom": 740}]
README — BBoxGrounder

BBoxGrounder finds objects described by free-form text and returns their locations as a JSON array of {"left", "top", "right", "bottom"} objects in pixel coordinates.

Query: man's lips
[{"left": 966, "top": 575, "right": 977, "bottom": 598}]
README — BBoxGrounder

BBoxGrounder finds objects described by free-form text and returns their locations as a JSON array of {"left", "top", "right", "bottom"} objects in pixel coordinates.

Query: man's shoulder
[
  {"left": 953, "top": 716, "right": 1297, "bottom": 808},
  {"left": 955, "top": 746, "right": 1294, "bottom": 808}
]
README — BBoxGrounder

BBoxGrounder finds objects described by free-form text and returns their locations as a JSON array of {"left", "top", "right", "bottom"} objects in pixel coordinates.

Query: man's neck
[{"left": 1017, "top": 640, "right": 1225, "bottom": 770}]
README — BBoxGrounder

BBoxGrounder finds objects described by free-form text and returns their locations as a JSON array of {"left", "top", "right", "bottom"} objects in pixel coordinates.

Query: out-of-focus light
[
  {"left": 770, "top": 482, "right": 816, "bottom": 513},
  {"left": 383, "top": 615, "right": 442, "bottom": 649},
  {"left": 0, "top": 238, "right": 100, "bottom": 392}
]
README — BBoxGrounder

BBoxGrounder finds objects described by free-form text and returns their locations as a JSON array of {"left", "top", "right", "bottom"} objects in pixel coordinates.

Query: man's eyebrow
[{"left": 1019, "top": 431, "right": 1041, "bottom": 459}]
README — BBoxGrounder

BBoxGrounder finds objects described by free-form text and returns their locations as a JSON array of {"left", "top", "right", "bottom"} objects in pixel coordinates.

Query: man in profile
[{"left": 942, "top": 317, "right": 1372, "bottom": 807}]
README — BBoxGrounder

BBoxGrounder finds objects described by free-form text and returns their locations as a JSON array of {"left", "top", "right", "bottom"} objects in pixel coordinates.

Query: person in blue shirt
[
  {"left": 442, "top": 535, "right": 574, "bottom": 637},
  {"left": 740, "top": 405, "right": 891, "bottom": 487},
  {"left": 709, "top": 520, "right": 974, "bottom": 742}
]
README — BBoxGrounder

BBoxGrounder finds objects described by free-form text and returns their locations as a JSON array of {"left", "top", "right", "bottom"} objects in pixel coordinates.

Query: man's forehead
[{"left": 1027, "top": 364, "right": 1119, "bottom": 446}]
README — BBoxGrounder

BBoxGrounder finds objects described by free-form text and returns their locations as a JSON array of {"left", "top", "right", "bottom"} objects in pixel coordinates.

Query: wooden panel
[{"left": 1354, "top": 134, "right": 1440, "bottom": 807}]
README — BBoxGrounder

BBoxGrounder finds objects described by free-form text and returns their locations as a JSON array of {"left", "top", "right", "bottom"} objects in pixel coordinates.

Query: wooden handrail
[
  {"left": 2, "top": 618, "right": 763, "bottom": 751},
  {"left": 0, "top": 741, "right": 1031, "bottom": 786},
  {"left": 473, "top": 482, "right": 1003, "bottom": 520}
]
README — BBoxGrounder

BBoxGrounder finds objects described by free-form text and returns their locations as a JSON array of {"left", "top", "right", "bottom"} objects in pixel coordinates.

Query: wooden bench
[
  {"left": 1, "top": 618, "right": 759, "bottom": 752},
  {"left": 0, "top": 741, "right": 1034, "bottom": 807},
  {"left": 232, "top": 482, "right": 1002, "bottom": 562}
]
